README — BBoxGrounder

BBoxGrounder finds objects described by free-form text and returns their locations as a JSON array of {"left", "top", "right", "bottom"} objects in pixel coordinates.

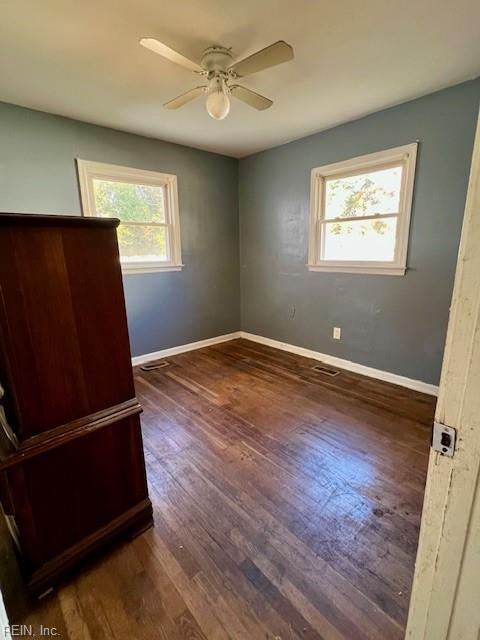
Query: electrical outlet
[{"left": 333, "top": 327, "right": 341, "bottom": 340}]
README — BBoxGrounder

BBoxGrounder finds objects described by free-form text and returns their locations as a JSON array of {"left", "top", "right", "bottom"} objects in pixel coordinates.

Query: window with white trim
[
  {"left": 77, "top": 160, "right": 182, "bottom": 274},
  {"left": 308, "top": 143, "right": 417, "bottom": 275}
]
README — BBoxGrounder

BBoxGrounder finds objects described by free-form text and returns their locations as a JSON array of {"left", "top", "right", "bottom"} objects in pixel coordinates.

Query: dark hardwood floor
[{"left": 5, "top": 338, "right": 435, "bottom": 639}]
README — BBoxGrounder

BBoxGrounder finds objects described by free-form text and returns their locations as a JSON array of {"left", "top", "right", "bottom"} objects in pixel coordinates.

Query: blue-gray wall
[
  {"left": 1, "top": 80, "right": 478, "bottom": 382},
  {"left": 239, "top": 79, "right": 480, "bottom": 385},
  {"left": 0, "top": 102, "right": 240, "bottom": 357}
]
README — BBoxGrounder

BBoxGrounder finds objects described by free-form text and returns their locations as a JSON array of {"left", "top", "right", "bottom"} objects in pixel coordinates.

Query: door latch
[{"left": 432, "top": 422, "right": 456, "bottom": 457}]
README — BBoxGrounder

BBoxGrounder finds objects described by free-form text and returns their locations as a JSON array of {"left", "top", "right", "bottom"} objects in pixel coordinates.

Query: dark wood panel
[
  {"left": 0, "top": 219, "right": 135, "bottom": 439},
  {"left": 0, "top": 213, "right": 117, "bottom": 228},
  {"left": 62, "top": 226, "right": 135, "bottom": 414},
  {"left": 1, "top": 226, "right": 90, "bottom": 436},
  {"left": 5, "top": 339, "right": 435, "bottom": 639},
  {"left": 0, "top": 213, "right": 151, "bottom": 597},
  {"left": 10, "top": 416, "right": 147, "bottom": 564},
  {"left": 0, "top": 400, "right": 142, "bottom": 469}
]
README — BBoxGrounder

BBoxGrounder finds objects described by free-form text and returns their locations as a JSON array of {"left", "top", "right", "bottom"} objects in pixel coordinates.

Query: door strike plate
[{"left": 432, "top": 422, "right": 456, "bottom": 457}]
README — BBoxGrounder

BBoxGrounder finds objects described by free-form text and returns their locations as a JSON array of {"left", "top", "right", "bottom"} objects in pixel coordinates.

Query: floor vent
[
  {"left": 140, "top": 360, "right": 171, "bottom": 371},
  {"left": 312, "top": 364, "right": 340, "bottom": 377}
]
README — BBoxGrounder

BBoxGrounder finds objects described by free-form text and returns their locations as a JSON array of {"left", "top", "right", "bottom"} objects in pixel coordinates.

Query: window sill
[
  {"left": 121, "top": 263, "right": 184, "bottom": 275},
  {"left": 307, "top": 264, "right": 406, "bottom": 276}
]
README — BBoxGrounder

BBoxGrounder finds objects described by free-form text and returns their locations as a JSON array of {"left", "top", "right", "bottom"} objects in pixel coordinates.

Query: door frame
[{"left": 406, "top": 108, "right": 480, "bottom": 638}]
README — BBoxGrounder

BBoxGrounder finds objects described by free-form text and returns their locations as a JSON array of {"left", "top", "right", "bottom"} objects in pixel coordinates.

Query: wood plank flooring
[{"left": 5, "top": 339, "right": 435, "bottom": 639}]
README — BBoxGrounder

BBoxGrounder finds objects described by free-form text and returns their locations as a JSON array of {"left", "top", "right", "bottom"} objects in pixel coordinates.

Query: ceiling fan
[{"left": 139, "top": 38, "right": 294, "bottom": 120}]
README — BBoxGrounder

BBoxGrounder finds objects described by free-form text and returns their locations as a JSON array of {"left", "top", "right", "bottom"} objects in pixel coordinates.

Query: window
[
  {"left": 308, "top": 143, "right": 417, "bottom": 275},
  {"left": 77, "top": 160, "right": 182, "bottom": 274}
]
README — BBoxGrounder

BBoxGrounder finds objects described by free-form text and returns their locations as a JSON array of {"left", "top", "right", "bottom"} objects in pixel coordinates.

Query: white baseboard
[
  {"left": 131, "top": 329, "right": 439, "bottom": 396},
  {"left": 131, "top": 332, "right": 242, "bottom": 366},
  {"left": 240, "top": 331, "right": 439, "bottom": 397}
]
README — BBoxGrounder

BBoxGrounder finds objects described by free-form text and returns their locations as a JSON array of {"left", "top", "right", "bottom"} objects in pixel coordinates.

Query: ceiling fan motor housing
[{"left": 201, "top": 46, "right": 234, "bottom": 76}]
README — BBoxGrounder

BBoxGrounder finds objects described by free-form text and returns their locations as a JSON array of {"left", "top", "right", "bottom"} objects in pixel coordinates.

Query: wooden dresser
[{"left": 0, "top": 213, "right": 152, "bottom": 594}]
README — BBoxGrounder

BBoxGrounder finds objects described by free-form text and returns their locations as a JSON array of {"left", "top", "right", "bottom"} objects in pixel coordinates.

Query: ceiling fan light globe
[{"left": 206, "top": 91, "right": 230, "bottom": 120}]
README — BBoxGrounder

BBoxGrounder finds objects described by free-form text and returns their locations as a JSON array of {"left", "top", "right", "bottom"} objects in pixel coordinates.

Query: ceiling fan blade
[
  {"left": 229, "top": 41, "right": 293, "bottom": 78},
  {"left": 230, "top": 85, "right": 273, "bottom": 111},
  {"left": 164, "top": 86, "right": 206, "bottom": 109},
  {"left": 140, "top": 38, "right": 203, "bottom": 72}
]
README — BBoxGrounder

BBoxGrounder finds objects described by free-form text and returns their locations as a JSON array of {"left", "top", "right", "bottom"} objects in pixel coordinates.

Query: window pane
[
  {"left": 117, "top": 223, "right": 169, "bottom": 262},
  {"left": 93, "top": 179, "right": 166, "bottom": 223},
  {"left": 323, "top": 217, "right": 397, "bottom": 262},
  {"left": 325, "top": 165, "right": 402, "bottom": 219}
]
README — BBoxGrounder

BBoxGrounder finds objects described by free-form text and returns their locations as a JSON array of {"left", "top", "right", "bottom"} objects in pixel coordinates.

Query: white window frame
[
  {"left": 77, "top": 159, "right": 183, "bottom": 274},
  {"left": 307, "top": 143, "right": 418, "bottom": 276}
]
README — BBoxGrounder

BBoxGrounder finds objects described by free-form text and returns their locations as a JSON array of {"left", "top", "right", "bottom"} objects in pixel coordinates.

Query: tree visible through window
[
  {"left": 324, "top": 166, "right": 401, "bottom": 261},
  {"left": 308, "top": 144, "right": 417, "bottom": 275},
  {"left": 93, "top": 180, "right": 168, "bottom": 263},
  {"left": 77, "top": 160, "right": 182, "bottom": 273}
]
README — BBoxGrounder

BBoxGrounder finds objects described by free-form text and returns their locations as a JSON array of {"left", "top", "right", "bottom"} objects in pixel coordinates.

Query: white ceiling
[{"left": 1, "top": 0, "right": 479, "bottom": 158}]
